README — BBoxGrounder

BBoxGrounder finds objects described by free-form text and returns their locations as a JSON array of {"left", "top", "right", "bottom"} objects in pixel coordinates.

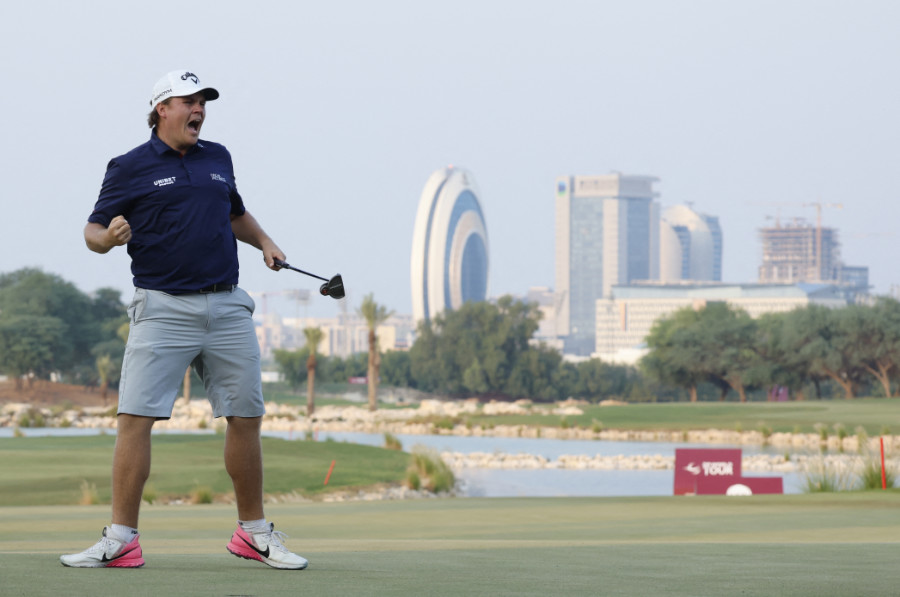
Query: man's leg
[
  {"left": 60, "top": 413, "right": 153, "bottom": 568},
  {"left": 223, "top": 414, "right": 308, "bottom": 569},
  {"left": 112, "top": 414, "right": 156, "bottom": 527},
  {"left": 224, "top": 415, "right": 264, "bottom": 521}
]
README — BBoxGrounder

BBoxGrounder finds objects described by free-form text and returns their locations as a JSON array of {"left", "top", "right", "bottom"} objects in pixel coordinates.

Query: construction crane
[
  {"left": 802, "top": 202, "right": 843, "bottom": 281},
  {"left": 247, "top": 289, "right": 310, "bottom": 319}
]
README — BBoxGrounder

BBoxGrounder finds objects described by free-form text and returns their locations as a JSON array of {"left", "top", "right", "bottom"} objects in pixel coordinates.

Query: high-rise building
[
  {"left": 659, "top": 205, "right": 723, "bottom": 282},
  {"left": 410, "top": 167, "right": 490, "bottom": 324},
  {"left": 758, "top": 222, "right": 840, "bottom": 283},
  {"left": 555, "top": 173, "right": 660, "bottom": 355}
]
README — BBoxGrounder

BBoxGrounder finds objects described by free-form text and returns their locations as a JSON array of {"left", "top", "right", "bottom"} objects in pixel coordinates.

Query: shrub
[
  {"left": 855, "top": 426, "right": 869, "bottom": 454},
  {"left": 432, "top": 417, "right": 460, "bottom": 432},
  {"left": 802, "top": 458, "right": 854, "bottom": 493},
  {"left": 858, "top": 459, "right": 896, "bottom": 490},
  {"left": 833, "top": 423, "right": 848, "bottom": 441},
  {"left": 18, "top": 408, "right": 46, "bottom": 428},
  {"left": 814, "top": 423, "right": 828, "bottom": 441},
  {"left": 406, "top": 447, "right": 455, "bottom": 493},
  {"left": 383, "top": 432, "right": 403, "bottom": 451},
  {"left": 79, "top": 480, "right": 100, "bottom": 505},
  {"left": 190, "top": 484, "right": 214, "bottom": 504}
]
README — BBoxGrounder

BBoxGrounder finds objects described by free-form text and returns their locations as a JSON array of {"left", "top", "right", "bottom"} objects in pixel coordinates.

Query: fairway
[{"left": 2, "top": 494, "right": 899, "bottom": 596}]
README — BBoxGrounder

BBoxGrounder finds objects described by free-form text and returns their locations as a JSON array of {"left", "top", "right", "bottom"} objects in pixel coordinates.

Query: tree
[
  {"left": 381, "top": 350, "right": 412, "bottom": 387},
  {"left": 573, "top": 359, "right": 634, "bottom": 402},
  {"left": 756, "top": 311, "right": 812, "bottom": 401},
  {"left": 848, "top": 299, "right": 900, "bottom": 397},
  {"left": 274, "top": 348, "right": 308, "bottom": 391},
  {"left": 698, "top": 302, "right": 761, "bottom": 403},
  {"left": 0, "top": 315, "right": 67, "bottom": 389},
  {"left": 96, "top": 354, "right": 118, "bottom": 405},
  {"left": 408, "top": 296, "right": 545, "bottom": 398},
  {"left": 303, "top": 327, "right": 324, "bottom": 416},
  {"left": 357, "top": 294, "right": 394, "bottom": 411},
  {"left": 0, "top": 269, "right": 94, "bottom": 373},
  {"left": 791, "top": 304, "right": 868, "bottom": 399},
  {"left": 642, "top": 307, "right": 707, "bottom": 402},
  {"left": 0, "top": 270, "right": 127, "bottom": 387}
]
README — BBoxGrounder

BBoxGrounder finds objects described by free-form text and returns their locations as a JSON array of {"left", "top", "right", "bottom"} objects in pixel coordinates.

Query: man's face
[{"left": 156, "top": 92, "right": 206, "bottom": 153}]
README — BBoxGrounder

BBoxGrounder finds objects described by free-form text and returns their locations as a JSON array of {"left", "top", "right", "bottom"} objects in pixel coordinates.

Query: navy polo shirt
[{"left": 88, "top": 129, "right": 246, "bottom": 293}]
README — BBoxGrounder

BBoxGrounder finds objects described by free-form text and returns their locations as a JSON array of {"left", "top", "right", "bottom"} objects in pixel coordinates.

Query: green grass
[
  {"left": 0, "top": 435, "right": 409, "bottom": 506},
  {"left": 2, "top": 494, "right": 899, "bottom": 596},
  {"left": 466, "top": 398, "right": 900, "bottom": 436}
]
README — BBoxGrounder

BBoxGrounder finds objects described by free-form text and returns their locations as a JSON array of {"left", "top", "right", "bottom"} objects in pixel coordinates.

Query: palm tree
[
  {"left": 96, "top": 354, "right": 117, "bottom": 406},
  {"left": 357, "top": 294, "right": 394, "bottom": 412},
  {"left": 303, "top": 326, "right": 324, "bottom": 417}
]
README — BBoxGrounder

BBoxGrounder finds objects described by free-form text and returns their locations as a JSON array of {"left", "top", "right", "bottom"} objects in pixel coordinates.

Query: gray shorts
[{"left": 118, "top": 287, "right": 265, "bottom": 419}]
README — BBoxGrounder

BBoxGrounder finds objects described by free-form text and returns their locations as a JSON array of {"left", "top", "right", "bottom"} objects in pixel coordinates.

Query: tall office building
[
  {"left": 411, "top": 167, "right": 490, "bottom": 324},
  {"left": 555, "top": 173, "right": 660, "bottom": 355},
  {"left": 659, "top": 205, "right": 723, "bottom": 282}
]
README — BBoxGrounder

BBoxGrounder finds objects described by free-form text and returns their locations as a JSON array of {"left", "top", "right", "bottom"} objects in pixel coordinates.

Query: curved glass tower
[{"left": 411, "top": 167, "right": 489, "bottom": 324}]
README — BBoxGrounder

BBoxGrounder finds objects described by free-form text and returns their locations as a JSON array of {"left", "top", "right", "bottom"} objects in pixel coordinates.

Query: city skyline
[{"left": 1, "top": 1, "right": 897, "bottom": 320}]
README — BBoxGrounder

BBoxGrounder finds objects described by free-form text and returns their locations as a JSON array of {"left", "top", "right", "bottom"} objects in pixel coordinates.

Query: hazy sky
[{"left": 1, "top": 0, "right": 897, "bottom": 319}]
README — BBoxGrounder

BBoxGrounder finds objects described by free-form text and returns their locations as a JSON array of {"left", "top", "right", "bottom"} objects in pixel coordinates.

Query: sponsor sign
[
  {"left": 674, "top": 449, "right": 742, "bottom": 496},
  {"left": 674, "top": 448, "right": 783, "bottom": 496}
]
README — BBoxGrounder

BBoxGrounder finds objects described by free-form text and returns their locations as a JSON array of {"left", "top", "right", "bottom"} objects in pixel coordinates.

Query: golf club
[{"left": 273, "top": 258, "right": 345, "bottom": 299}]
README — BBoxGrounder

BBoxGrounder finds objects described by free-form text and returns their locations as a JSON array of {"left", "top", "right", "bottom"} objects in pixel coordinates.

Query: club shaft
[{"left": 274, "top": 259, "right": 328, "bottom": 282}]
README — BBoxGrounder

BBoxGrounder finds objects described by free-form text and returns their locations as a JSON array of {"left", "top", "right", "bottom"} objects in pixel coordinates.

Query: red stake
[
  {"left": 324, "top": 460, "right": 336, "bottom": 486},
  {"left": 880, "top": 437, "right": 887, "bottom": 490}
]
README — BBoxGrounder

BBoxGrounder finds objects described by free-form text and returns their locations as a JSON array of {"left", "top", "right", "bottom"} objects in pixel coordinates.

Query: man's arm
[
  {"left": 84, "top": 215, "right": 131, "bottom": 254},
  {"left": 231, "top": 211, "right": 285, "bottom": 270}
]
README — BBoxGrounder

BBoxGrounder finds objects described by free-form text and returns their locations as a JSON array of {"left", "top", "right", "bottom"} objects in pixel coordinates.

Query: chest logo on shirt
[
  {"left": 153, "top": 177, "right": 177, "bottom": 187},
  {"left": 210, "top": 173, "right": 228, "bottom": 183}
]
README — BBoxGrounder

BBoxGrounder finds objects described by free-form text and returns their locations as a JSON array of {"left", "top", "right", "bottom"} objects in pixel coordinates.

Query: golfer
[{"left": 61, "top": 70, "right": 307, "bottom": 570}]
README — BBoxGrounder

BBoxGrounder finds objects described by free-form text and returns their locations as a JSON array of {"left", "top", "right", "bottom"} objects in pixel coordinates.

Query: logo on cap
[{"left": 181, "top": 72, "right": 199, "bottom": 84}]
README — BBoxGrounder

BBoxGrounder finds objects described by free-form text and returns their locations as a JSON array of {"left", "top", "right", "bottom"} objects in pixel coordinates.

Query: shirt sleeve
[{"left": 87, "top": 159, "right": 135, "bottom": 227}]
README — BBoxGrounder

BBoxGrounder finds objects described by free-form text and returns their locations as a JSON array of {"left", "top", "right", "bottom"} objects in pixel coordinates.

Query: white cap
[{"left": 150, "top": 70, "right": 219, "bottom": 109}]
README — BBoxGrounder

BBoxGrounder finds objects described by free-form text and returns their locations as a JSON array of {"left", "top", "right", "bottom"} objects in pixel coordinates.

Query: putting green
[{"left": 1, "top": 494, "right": 898, "bottom": 596}]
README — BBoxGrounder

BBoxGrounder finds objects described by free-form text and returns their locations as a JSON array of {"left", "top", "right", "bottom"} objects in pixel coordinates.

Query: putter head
[{"left": 319, "top": 274, "right": 345, "bottom": 299}]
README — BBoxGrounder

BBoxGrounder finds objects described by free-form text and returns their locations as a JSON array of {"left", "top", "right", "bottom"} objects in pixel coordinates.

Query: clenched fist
[{"left": 107, "top": 215, "right": 132, "bottom": 246}]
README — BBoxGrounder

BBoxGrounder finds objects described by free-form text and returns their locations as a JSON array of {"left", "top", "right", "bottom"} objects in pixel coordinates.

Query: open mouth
[{"left": 187, "top": 118, "right": 202, "bottom": 134}]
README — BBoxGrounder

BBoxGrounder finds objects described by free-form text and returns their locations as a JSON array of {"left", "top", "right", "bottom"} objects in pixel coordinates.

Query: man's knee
[{"left": 226, "top": 415, "right": 262, "bottom": 430}]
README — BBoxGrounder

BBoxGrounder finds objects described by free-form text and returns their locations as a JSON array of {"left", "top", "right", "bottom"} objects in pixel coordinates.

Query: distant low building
[
  {"left": 254, "top": 312, "right": 415, "bottom": 361},
  {"left": 594, "top": 282, "right": 847, "bottom": 365}
]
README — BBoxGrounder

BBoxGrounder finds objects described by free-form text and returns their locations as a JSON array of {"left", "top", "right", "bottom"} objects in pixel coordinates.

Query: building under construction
[
  {"left": 758, "top": 220, "right": 841, "bottom": 283},
  {"left": 758, "top": 219, "right": 869, "bottom": 302}
]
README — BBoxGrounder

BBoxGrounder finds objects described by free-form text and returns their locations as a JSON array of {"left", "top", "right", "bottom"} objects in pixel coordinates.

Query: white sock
[
  {"left": 109, "top": 524, "right": 138, "bottom": 542},
  {"left": 238, "top": 518, "right": 269, "bottom": 534}
]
